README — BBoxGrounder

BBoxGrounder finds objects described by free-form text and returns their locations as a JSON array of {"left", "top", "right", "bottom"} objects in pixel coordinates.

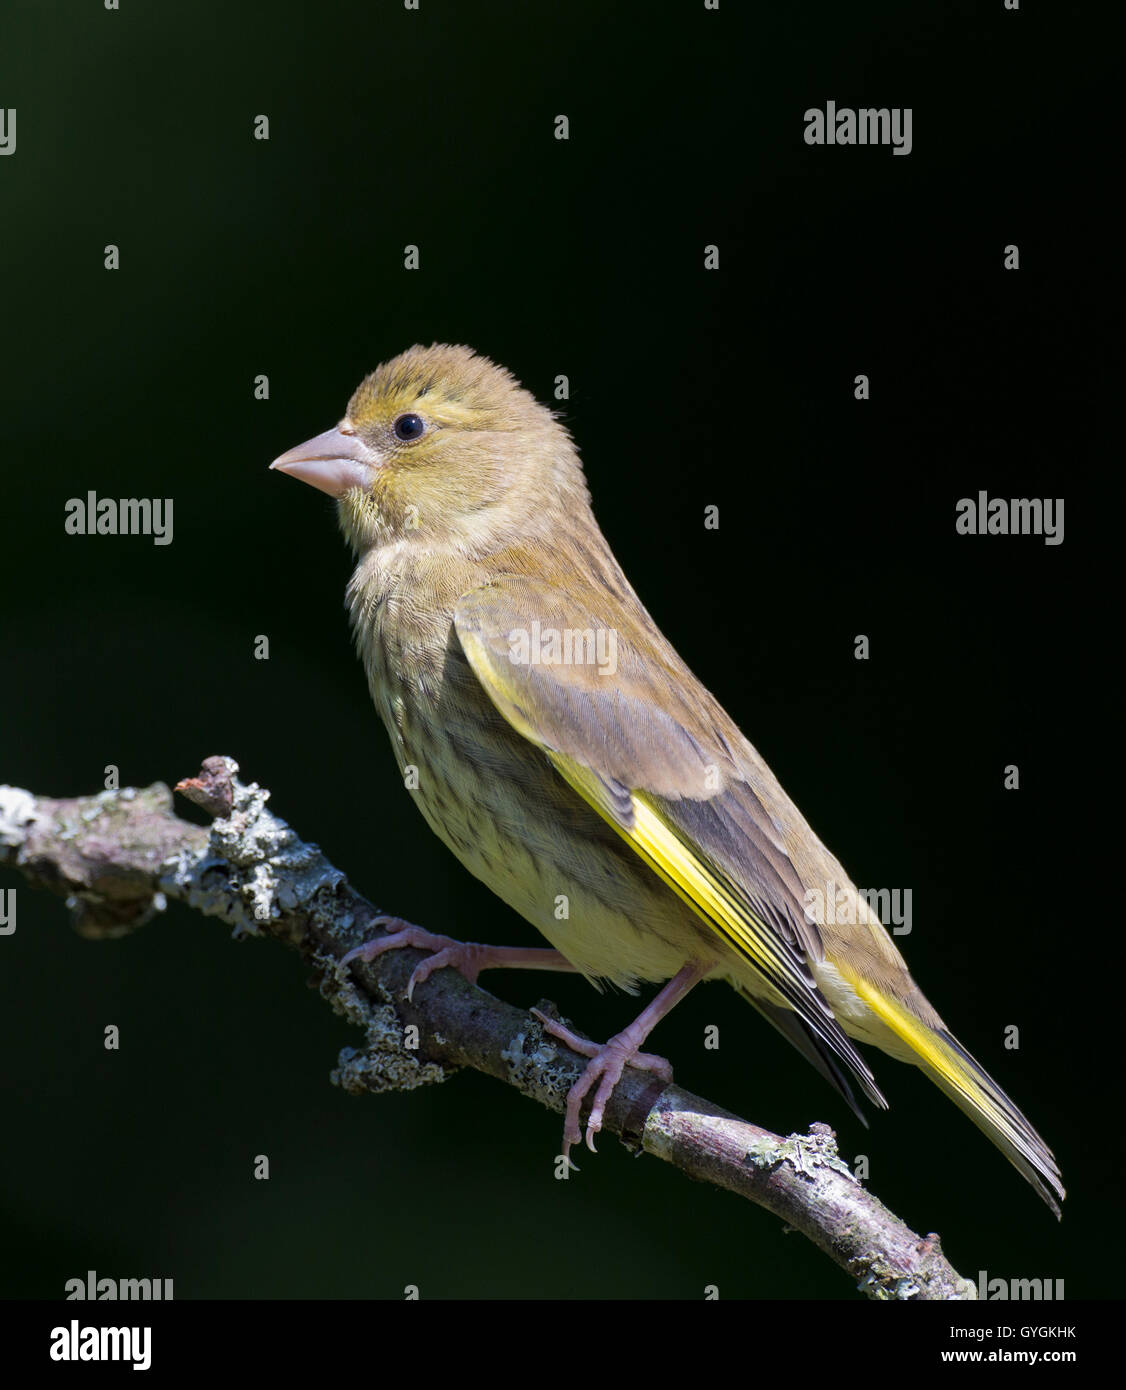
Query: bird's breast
[{"left": 348, "top": 556, "right": 697, "bottom": 987}]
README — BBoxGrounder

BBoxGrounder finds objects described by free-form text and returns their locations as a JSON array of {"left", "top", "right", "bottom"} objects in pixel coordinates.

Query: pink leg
[
  {"left": 341, "top": 916, "right": 576, "bottom": 1001},
  {"left": 535, "top": 962, "right": 706, "bottom": 1163}
]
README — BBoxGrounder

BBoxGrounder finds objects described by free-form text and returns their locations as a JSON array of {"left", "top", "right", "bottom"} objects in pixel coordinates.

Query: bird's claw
[
  {"left": 533, "top": 1009, "right": 673, "bottom": 1163},
  {"left": 341, "top": 917, "right": 488, "bottom": 998}
]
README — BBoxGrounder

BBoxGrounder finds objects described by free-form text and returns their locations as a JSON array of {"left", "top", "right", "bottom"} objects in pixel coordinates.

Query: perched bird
[{"left": 270, "top": 343, "right": 1064, "bottom": 1215}]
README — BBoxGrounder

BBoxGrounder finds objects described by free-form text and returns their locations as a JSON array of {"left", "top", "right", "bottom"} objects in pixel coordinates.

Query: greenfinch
[{"left": 271, "top": 343, "right": 1064, "bottom": 1215}]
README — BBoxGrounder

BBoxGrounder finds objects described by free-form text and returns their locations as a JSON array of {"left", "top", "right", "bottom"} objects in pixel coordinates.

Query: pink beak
[{"left": 269, "top": 424, "right": 380, "bottom": 498}]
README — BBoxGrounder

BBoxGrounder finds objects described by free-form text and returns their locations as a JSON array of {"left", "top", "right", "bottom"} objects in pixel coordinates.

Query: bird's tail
[{"left": 848, "top": 976, "right": 1065, "bottom": 1217}]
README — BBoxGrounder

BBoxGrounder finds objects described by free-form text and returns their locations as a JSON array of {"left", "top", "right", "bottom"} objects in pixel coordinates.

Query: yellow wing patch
[
  {"left": 838, "top": 965, "right": 1065, "bottom": 1215},
  {"left": 549, "top": 752, "right": 884, "bottom": 1104},
  {"left": 457, "top": 598, "right": 884, "bottom": 1107},
  {"left": 555, "top": 758, "right": 809, "bottom": 998}
]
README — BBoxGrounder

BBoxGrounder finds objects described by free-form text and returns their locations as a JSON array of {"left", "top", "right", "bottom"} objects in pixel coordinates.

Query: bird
[{"left": 270, "top": 342, "right": 1064, "bottom": 1215}]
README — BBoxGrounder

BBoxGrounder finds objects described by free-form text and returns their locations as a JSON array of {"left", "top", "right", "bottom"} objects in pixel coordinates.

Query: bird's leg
[
  {"left": 535, "top": 961, "right": 706, "bottom": 1162},
  {"left": 341, "top": 916, "right": 577, "bottom": 1001}
]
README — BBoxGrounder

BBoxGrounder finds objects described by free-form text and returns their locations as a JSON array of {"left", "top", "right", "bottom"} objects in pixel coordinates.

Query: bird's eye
[{"left": 393, "top": 413, "right": 426, "bottom": 442}]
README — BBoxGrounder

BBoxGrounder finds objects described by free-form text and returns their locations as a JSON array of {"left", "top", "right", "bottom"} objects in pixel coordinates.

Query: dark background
[{"left": 0, "top": 0, "right": 1115, "bottom": 1300}]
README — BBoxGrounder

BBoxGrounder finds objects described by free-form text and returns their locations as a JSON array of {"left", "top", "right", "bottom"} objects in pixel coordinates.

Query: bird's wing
[{"left": 454, "top": 574, "right": 887, "bottom": 1111}]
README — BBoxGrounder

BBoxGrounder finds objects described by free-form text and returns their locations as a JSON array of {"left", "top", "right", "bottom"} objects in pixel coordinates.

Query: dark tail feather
[{"left": 738, "top": 988, "right": 888, "bottom": 1126}]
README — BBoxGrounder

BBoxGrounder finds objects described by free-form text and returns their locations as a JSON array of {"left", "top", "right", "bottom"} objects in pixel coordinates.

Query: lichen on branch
[{"left": 0, "top": 758, "right": 977, "bottom": 1301}]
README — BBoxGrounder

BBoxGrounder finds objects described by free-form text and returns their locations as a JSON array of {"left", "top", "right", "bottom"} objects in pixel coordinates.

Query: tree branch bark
[{"left": 0, "top": 756, "right": 976, "bottom": 1300}]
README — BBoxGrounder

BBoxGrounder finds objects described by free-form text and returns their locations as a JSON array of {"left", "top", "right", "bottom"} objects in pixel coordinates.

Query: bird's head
[{"left": 270, "top": 343, "right": 587, "bottom": 556}]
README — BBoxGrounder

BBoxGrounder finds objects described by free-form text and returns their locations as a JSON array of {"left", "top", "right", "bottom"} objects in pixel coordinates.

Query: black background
[{"left": 0, "top": 0, "right": 1115, "bottom": 1301}]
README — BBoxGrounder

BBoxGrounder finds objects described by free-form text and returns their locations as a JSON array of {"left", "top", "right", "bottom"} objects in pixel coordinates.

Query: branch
[{"left": 0, "top": 757, "right": 976, "bottom": 1300}]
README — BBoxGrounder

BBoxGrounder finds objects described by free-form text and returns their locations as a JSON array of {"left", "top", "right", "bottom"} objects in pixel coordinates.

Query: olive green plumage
[{"left": 271, "top": 343, "right": 1064, "bottom": 1215}]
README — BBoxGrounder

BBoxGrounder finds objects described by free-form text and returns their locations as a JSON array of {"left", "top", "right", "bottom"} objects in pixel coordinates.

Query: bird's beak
[{"left": 269, "top": 424, "right": 380, "bottom": 498}]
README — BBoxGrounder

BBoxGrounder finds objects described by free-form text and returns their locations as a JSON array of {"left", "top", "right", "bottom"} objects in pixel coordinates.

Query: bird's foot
[
  {"left": 341, "top": 918, "right": 493, "bottom": 1000},
  {"left": 532, "top": 1008, "right": 674, "bottom": 1162},
  {"left": 342, "top": 919, "right": 572, "bottom": 1001}
]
